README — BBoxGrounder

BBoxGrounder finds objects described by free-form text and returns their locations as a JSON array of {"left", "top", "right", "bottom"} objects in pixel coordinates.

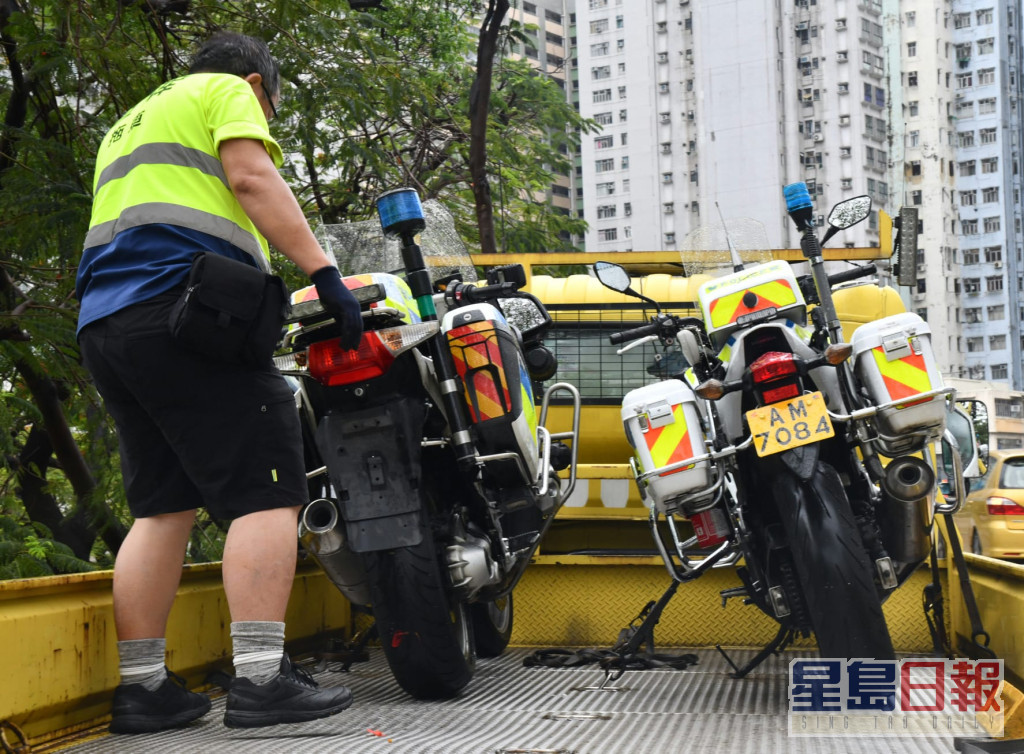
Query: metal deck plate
[{"left": 55, "top": 648, "right": 968, "bottom": 754}]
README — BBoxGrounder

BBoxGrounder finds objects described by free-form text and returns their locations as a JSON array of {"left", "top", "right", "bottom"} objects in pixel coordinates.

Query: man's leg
[
  {"left": 222, "top": 505, "right": 301, "bottom": 621},
  {"left": 113, "top": 509, "right": 196, "bottom": 639}
]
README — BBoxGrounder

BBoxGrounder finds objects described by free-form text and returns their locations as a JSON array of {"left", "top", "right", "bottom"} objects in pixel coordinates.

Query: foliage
[{"left": 0, "top": 0, "right": 589, "bottom": 577}]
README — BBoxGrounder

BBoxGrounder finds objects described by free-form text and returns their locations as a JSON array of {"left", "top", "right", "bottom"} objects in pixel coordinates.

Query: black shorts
[{"left": 78, "top": 291, "right": 308, "bottom": 520}]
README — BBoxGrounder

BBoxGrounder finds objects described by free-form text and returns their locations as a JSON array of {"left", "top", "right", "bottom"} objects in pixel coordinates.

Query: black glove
[{"left": 311, "top": 266, "right": 363, "bottom": 351}]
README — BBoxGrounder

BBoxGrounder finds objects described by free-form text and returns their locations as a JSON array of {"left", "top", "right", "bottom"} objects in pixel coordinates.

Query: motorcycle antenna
[{"left": 715, "top": 201, "right": 745, "bottom": 272}]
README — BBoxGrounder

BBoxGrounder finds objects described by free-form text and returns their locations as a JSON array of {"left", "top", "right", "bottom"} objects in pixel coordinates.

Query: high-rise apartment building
[
  {"left": 948, "top": 1, "right": 1024, "bottom": 388},
  {"left": 573, "top": 0, "right": 887, "bottom": 254}
]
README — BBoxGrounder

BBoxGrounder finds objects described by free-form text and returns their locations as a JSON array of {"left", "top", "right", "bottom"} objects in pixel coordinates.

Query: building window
[
  {"left": 907, "top": 42, "right": 916, "bottom": 57},
  {"left": 959, "top": 131, "right": 975, "bottom": 147},
  {"left": 594, "top": 135, "right": 614, "bottom": 149},
  {"left": 964, "top": 307, "right": 982, "bottom": 323},
  {"left": 984, "top": 245, "right": 1002, "bottom": 262},
  {"left": 953, "top": 13, "right": 971, "bottom": 29},
  {"left": 595, "top": 158, "right": 615, "bottom": 172},
  {"left": 907, "top": 71, "right": 918, "bottom": 86},
  {"left": 963, "top": 248, "right": 980, "bottom": 264},
  {"left": 590, "top": 42, "right": 609, "bottom": 56},
  {"left": 590, "top": 18, "right": 609, "bottom": 34},
  {"left": 596, "top": 204, "right": 616, "bottom": 219},
  {"left": 983, "top": 216, "right": 1001, "bottom": 233},
  {"left": 977, "top": 38, "right": 995, "bottom": 55},
  {"left": 960, "top": 190, "right": 977, "bottom": 206},
  {"left": 978, "top": 68, "right": 996, "bottom": 85},
  {"left": 911, "top": 190, "right": 922, "bottom": 205},
  {"left": 966, "top": 337, "right": 984, "bottom": 352},
  {"left": 916, "top": 279, "right": 927, "bottom": 293},
  {"left": 908, "top": 130, "right": 920, "bottom": 147},
  {"left": 982, "top": 186, "right": 999, "bottom": 203},
  {"left": 976, "top": 8, "right": 993, "bottom": 25},
  {"left": 957, "top": 73, "right": 973, "bottom": 88},
  {"left": 596, "top": 181, "right": 615, "bottom": 196},
  {"left": 987, "top": 304, "right": 1005, "bottom": 320},
  {"left": 991, "top": 364, "right": 1008, "bottom": 380},
  {"left": 664, "top": 232, "right": 675, "bottom": 244},
  {"left": 978, "top": 98, "right": 997, "bottom": 114},
  {"left": 617, "top": 86, "right": 627, "bottom": 99},
  {"left": 598, "top": 228, "right": 617, "bottom": 241},
  {"left": 962, "top": 219, "right": 978, "bottom": 234},
  {"left": 618, "top": 109, "right": 627, "bottom": 122},
  {"left": 593, "top": 89, "right": 612, "bottom": 103},
  {"left": 620, "top": 156, "right": 629, "bottom": 169},
  {"left": 908, "top": 100, "right": 919, "bottom": 116},
  {"left": 986, "top": 276, "right": 1004, "bottom": 292},
  {"left": 906, "top": 11, "right": 915, "bottom": 26},
  {"left": 909, "top": 160, "right": 921, "bottom": 175},
  {"left": 661, "top": 172, "right": 673, "bottom": 184},
  {"left": 980, "top": 128, "right": 997, "bottom": 144},
  {"left": 980, "top": 157, "right": 998, "bottom": 173},
  {"left": 588, "top": 0, "right": 608, "bottom": 9},
  {"left": 964, "top": 277, "right": 982, "bottom": 293},
  {"left": 592, "top": 65, "right": 611, "bottom": 80},
  {"left": 594, "top": 112, "right": 613, "bottom": 125},
  {"left": 960, "top": 160, "right": 976, "bottom": 175}
]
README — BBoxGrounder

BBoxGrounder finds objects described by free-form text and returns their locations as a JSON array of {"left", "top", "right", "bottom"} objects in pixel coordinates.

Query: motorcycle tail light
[
  {"left": 986, "top": 496, "right": 1024, "bottom": 516},
  {"left": 749, "top": 351, "right": 798, "bottom": 383},
  {"left": 761, "top": 382, "right": 800, "bottom": 403},
  {"left": 308, "top": 332, "right": 394, "bottom": 386},
  {"left": 307, "top": 322, "right": 439, "bottom": 387}
]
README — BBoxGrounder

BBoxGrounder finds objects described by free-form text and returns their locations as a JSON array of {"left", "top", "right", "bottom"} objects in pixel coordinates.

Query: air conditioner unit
[
  {"left": 813, "top": 133, "right": 824, "bottom": 142},
  {"left": 994, "top": 261, "right": 1003, "bottom": 268},
  {"left": 1010, "top": 404, "right": 1022, "bottom": 416},
  {"left": 796, "top": 22, "right": 809, "bottom": 31},
  {"left": 836, "top": 20, "right": 847, "bottom": 30},
  {"left": 659, "top": 113, "right": 671, "bottom": 123},
  {"left": 799, "top": 56, "right": 811, "bottom": 65},
  {"left": 687, "top": 110, "right": 695, "bottom": 120}
]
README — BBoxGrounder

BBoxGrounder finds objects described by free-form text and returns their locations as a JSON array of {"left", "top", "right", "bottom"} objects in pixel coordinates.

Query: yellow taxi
[{"left": 954, "top": 449, "right": 1024, "bottom": 560}]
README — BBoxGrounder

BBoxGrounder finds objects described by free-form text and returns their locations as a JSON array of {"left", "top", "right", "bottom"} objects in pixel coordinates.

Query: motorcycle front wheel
[
  {"left": 774, "top": 461, "right": 895, "bottom": 660},
  {"left": 364, "top": 530, "right": 476, "bottom": 699}
]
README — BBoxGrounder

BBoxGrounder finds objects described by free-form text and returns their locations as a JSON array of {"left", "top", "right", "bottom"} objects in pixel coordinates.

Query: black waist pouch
[{"left": 169, "top": 252, "right": 291, "bottom": 365}]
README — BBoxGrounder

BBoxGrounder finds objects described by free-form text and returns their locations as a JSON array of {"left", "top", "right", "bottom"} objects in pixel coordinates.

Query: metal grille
[{"left": 543, "top": 303, "right": 695, "bottom": 404}]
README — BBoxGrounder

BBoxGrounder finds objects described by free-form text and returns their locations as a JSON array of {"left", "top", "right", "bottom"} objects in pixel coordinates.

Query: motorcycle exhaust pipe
[
  {"left": 298, "top": 498, "right": 371, "bottom": 606},
  {"left": 878, "top": 457, "right": 935, "bottom": 565},
  {"left": 882, "top": 456, "right": 936, "bottom": 503}
]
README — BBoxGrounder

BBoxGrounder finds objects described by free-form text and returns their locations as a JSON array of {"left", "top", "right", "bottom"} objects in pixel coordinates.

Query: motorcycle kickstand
[
  {"left": 314, "top": 614, "right": 378, "bottom": 673},
  {"left": 716, "top": 622, "right": 796, "bottom": 679},
  {"left": 614, "top": 580, "right": 681, "bottom": 657}
]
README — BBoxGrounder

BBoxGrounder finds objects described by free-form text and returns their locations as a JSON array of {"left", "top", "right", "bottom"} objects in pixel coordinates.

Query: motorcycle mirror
[
  {"left": 942, "top": 403, "right": 984, "bottom": 480},
  {"left": 498, "top": 293, "right": 551, "bottom": 341},
  {"left": 594, "top": 260, "right": 632, "bottom": 292},
  {"left": 827, "top": 195, "right": 872, "bottom": 229},
  {"left": 894, "top": 207, "right": 920, "bottom": 288}
]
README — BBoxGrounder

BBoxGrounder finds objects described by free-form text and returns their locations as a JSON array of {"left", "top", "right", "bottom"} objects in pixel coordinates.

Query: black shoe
[
  {"left": 109, "top": 669, "right": 212, "bottom": 734},
  {"left": 224, "top": 655, "right": 353, "bottom": 729}
]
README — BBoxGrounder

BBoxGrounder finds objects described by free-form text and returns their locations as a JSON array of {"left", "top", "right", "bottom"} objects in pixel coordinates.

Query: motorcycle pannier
[
  {"left": 443, "top": 304, "right": 539, "bottom": 477},
  {"left": 850, "top": 312, "right": 945, "bottom": 453},
  {"left": 621, "top": 379, "right": 714, "bottom": 514}
]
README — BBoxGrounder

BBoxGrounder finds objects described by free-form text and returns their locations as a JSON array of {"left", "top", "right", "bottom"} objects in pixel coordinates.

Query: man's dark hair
[{"left": 188, "top": 32, "right": 280, "bottom": 97}]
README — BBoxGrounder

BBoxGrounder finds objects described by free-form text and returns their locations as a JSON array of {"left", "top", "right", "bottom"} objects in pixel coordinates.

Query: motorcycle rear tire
[
  {"left": 471, "top": 594, "right": 514, "bottom": 657},
  {"left": 365, "top": 531, "right": 476, "bottom": 699},
  {"left": 774, "top": 462, "right": 895, "bottom": 660}
]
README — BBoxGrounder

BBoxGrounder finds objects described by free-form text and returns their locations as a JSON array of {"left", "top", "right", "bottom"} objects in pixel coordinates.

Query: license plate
[{"left": 746, "top": 391, "right": 834, "bottom": 457}]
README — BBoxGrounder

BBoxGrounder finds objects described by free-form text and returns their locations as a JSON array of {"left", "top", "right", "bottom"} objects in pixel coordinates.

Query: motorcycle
[
  {"left": 595, "top": 184, "right": 975, "bottom": 669},
  {"left": 276, "top": 189, "right": 580, "bottom": 698}
]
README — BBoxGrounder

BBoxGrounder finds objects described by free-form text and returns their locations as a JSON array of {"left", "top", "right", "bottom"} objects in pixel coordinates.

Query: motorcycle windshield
[
  {"left": 316, "top": 199, "right": 477, "bottom": 284},
  {"left": 680, "top": 218, "right": 773, "bottom": 279}
]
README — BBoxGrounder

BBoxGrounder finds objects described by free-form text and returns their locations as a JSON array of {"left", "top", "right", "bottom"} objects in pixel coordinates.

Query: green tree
[{"left": 0, "top": 0, "right": 591, "bottom": 575}]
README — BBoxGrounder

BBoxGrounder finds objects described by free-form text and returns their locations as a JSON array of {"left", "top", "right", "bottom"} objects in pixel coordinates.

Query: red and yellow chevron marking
[
  {"left": 641, "top": 404, "right": 696, "bottom": 475},
  {"left": 707, "top": 279, "right": 797, "bottom": 330},
  {"left": 448, "top": 322, "right": 510, "bottom": 422},
  {"left": 871, "top": 345, "right": 932, "bottom": 401}
]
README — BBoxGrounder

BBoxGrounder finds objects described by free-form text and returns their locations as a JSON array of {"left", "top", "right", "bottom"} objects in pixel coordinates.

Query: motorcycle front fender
[{"left": 315, "top": 397, "right": 426, "bottom": 553}]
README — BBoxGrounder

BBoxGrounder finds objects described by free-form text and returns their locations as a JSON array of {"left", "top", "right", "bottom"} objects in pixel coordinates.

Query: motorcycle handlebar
[
  {"left": 827, "top": 263, "right": 877, "bottom": 287},
  {"left": 455, "top": 281, "right": 520, "bottom": 304},
  {"left": 609, "top": 321, "right": 662, "bottom": 345}
]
